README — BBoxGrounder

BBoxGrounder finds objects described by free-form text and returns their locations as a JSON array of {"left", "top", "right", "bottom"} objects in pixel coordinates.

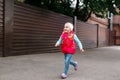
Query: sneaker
[
  {"left": 61, "top": 73, "right": 67, "bottom": 79},
  {"left": 74, "top": 62, "right": 78, "bottom": 71}
]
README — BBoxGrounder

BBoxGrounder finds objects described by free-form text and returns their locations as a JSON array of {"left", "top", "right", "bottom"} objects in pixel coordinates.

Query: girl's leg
[
  {"left": 63, "top": 54, "right": 73, "bottom": 75},
  {"left": 70, "top": 60, "right": 78, "bottom": 71},
  {"left": 69, "top": 56, "right": 78, "bottom": 71},
  {"left": 70, "top": 59, "right": 77, "bottom": 67}
]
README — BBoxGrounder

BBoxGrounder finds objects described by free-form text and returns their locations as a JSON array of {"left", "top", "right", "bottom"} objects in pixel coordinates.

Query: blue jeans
[{"left": 64, "top": 54, "right": 77, "bottom": 75}]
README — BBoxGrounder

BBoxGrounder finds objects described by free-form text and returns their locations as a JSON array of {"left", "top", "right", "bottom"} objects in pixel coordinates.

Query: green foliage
[
  {"left": 24, "top": 0, "right": 74, "bottom": 17},
  {"left": 18, "top": 0, "right": 120, "bottom": 22},
  {"left": 74, "top": 0, "right": 119, "bottom": 21},
  {"left": 115, "top": 0, "right": 120, "bottom": 9},
  {"left": 16, "top": 0, "right": 25, "bottom": 3}
]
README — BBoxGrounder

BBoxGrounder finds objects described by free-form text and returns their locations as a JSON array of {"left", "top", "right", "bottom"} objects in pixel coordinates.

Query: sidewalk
[{"left": 0, "top": 46, "right": 120, "bottom": 80}]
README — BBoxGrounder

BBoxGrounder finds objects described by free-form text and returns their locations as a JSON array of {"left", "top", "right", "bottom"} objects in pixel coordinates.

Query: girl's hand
[
  {"left": 80, "top": 48, "right": 84, "bottom": 53},
  {"left": 55, "top": 44, "right": 60, "bottom": 47}
]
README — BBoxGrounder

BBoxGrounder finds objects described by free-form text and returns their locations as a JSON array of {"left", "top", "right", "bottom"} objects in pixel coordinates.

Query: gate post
[
  {"left": 96, "top": 24, "right": 99, "bottom": 48},
  {"left": 3, "top": 0, "right": 14, "bottom": 56}
]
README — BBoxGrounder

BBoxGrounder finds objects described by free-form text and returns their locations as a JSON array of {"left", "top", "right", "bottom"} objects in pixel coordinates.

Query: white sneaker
[{"left": 61, "top": 73, "right": 67, "bottom": 79}]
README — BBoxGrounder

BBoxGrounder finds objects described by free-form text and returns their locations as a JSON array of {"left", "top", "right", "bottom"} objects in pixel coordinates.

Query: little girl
[{"left": 55, "top": 22, "right": 84, "bottom": 79}]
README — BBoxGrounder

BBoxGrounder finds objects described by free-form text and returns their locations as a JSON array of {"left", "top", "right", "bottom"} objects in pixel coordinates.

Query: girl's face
[{"left": 63, "top": 25, "right": 71, "bottom": 33}]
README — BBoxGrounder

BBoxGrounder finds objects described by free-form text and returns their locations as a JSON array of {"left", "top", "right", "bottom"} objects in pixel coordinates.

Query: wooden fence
[
  {"left": 0, "top": 0, "right": 115, "bottom": 56},
  {"left": 76, "top": 21, "right": 98, "bottom": 48},
  {"left": 0, "top": 0, "right": 3, "bottom": 56}
]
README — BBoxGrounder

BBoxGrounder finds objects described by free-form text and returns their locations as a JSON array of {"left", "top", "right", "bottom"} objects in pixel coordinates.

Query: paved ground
[{"left": 0, "top": 46, "right": 120, "bottom": 80}]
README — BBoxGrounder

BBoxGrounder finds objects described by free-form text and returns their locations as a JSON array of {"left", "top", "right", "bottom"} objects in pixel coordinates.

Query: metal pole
[
  {"left": 110, "top": 13, "right": 113, "bottom": 31},
  {"left": 73, "top": 16, "right": 77, "bottom": 33},
  {"left": 108, "top": 12, "right": 113, "bottom": 31}
]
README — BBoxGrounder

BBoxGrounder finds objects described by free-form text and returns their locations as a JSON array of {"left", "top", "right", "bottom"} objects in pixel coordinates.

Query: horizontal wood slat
[
  {"left": 11, "top": 2, "right": 72, "bottom": 56},
  {"left": 76, "top": 21, "right": 97, "bottom": 48},
  {"left": 98, "top": 27, "right": 109, "bottom": 47}
]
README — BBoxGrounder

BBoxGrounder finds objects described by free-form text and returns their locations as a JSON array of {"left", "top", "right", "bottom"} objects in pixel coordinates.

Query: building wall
[
  {"left": 113, "top": 15, "right": 120, "bottom": 45},
  {"left": 113, "top": 25, "right": 120, "bottom": 45},
  {"left": 76, "top": 21, "right": 97, "bottom": 48},
  {"left": 87, "top": 14, "right": 108, "bottom": 28},
  {"left": 113, "top": 15, "right": 120, "bottom": 24},
  {"left": 87, "top": 14, "right": 110, "bottom": 47},
  {"left": 98, "top": 27, "right": 109, "bottom": 46}
]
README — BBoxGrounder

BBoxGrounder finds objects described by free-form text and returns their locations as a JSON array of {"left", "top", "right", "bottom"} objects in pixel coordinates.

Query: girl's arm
[
  {"left": 74, "top": 34, "right": 84, "bottom": 52},
  {"left": 55, "top": 36, "right": 62, "bottom": 47},
  {"left": 74, "top": 34, "right": 83, "bottom": 49}
]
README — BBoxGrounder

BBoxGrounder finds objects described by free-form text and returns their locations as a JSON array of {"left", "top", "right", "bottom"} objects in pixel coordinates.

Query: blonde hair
[{"left": 64, "top": 22, "right": 74, "bottom": 31}]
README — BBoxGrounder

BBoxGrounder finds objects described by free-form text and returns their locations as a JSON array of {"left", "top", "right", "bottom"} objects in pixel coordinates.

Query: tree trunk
[{"left": 73, "top": 0, "right": 79, "bottom": 16}]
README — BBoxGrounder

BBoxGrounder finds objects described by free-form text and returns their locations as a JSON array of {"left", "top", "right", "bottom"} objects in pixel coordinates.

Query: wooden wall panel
[
  {"left": 113, "top": 26, "right": 120, "bottom": 45},
  {"left": 109, "top": 30, "right": 116, "bottom": 45},
  {"left": 0, "top": 0, "right": 3, "bottom": 56},
  {"left": 12, "top": 2, "right": 73, "bottom": 55},
  {"left": 76, "top": 21, "right": 97, "bottom": 49},
  {"left": 98, "top": 27, "right": 109, "bottom": 47}
]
